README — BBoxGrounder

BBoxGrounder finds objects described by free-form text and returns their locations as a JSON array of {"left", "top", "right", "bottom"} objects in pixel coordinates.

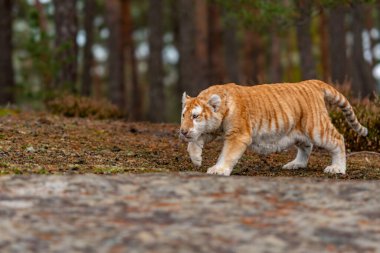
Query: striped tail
[{"left": 321, "top": 83, "right": 368, "bottom": 137}]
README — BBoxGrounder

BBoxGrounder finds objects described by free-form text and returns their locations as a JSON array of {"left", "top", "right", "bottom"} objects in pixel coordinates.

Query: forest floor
[{"left": 0, "top": 111, "right": 379, "bottom": 179}]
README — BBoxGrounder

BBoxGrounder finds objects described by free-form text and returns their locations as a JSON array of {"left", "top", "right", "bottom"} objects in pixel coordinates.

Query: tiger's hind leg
[
  {"left": 322, "top": 133, "right": 346, "bottom": 174},
  {"left": 314, "top": 122, "right": 346, "bottom": 174},
  {"left": 282, "top": 141, "right": 313, "bottom": 170}
]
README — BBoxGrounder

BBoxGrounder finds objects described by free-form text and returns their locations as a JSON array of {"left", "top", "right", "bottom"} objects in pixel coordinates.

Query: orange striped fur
[{"left": 180, "top": 80, "right": 368, "bottom": 175}]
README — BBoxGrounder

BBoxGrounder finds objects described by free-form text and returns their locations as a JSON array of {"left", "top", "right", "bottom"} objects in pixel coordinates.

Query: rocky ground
[
  {"left": 1, "top": 173, "right": 380, "bottom": 253},
  {"left": 0, "top": 112, "right": 380, "bottom": 252}
]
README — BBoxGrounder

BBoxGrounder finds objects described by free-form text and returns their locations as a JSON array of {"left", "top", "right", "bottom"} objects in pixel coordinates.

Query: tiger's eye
[{"left": 192, "top": 114, "right": 199, "bottom": 119}]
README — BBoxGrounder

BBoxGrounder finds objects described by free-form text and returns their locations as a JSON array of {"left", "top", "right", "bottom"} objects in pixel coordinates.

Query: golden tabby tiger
[{"left": 180, "top": 80, "right": 367, "bottom": 176}]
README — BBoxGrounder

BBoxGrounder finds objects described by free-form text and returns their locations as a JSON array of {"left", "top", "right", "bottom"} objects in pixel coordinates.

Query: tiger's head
[{"left": 180, "top": 92, "right": 223, "bottom": 142}]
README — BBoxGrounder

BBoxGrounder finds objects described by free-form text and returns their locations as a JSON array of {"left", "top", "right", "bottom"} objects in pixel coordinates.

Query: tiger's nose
[{"left": 180, "top": 129, "right": 189, "bottom": 136}]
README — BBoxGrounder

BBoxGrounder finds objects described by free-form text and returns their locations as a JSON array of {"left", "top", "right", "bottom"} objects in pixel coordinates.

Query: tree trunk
[
  {"left": 168, "top": 0, "right": 181, "bottom": 99},
  {"left": 350, "top": 4, "right": 376, "bottom": 98},
  {"left": 122, "top": 0, "right": 141, "bottom": 121},
  {"left": 148, "top": 0, "right": 165, "bottom": 122},
  {"left": 53, "top": 0, "right": 78, "bottom": 91},
  {"left": 194, "top": 0, "right": 209, "bottom": 90},
  {"left": 328, "top": 6, "right": 347, "bottom": 84},
  {"left": 295, "top": 0, "right": 317, "bottom": 80},
  {"left": 284, "top": 31, "right": 298, "bottom": 82},
  {"left": 208, "top": 3, "right": 226, "bottom": 84},
  {"left": 243, "top": 31, "right": 265, "bottom": 84},
  {"left": 223, "top": 13, "right": 240, "bottom": 83},
  {"left": 92, "top": 66, "right": 103, "bottom": 100},
  {"left": 35, "top": 0, "right": 53, "bottom": 91},
  {"left": 106, "top": 0, "right": 126, "bottom": 111},
  {"left": 269, "top": 30, "right": 282, "bottom": 83},
  {"left": 319, "top": 9, "right": 330, "bottom": 81},
  {"left": 0, "top": 0, "right": 14, "bottom": 104},
  {"left": 81, "top": 0, "right": 96, "bottom": 96},
  {"left": 35, "top": 0, "right": 48, "bottom": 32},
  {"left": 178, "top": 0, "right": 197, "bottom": 96}
]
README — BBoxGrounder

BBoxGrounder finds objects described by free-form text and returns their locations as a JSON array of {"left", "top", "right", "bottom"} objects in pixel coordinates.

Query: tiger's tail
[{"left": 319, "top": 81, "right": 368, "bottom": 137}]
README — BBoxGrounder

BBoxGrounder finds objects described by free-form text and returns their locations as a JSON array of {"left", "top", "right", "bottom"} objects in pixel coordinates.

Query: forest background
[{"left": 0, "top": 0, "right": 379, "bottom": 123}]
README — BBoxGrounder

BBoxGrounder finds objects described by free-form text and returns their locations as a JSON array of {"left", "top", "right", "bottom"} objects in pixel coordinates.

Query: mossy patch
[{"left": 47, "top": 95, "right": 123, "bottom": 119}]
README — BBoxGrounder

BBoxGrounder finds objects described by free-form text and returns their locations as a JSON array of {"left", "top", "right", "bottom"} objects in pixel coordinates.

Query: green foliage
[
  {"left": 320, "top": 0, "right": 377, "bottom": 7},
  {"left": 330, "top": 97, "right": 380, "bottom": 152},
  {"left": 213, "top": 0, "right": 295, "bottom": 31},
  {"left": 0, "top": 108, "right": 20, "bottom": 117},
  {"left": 14, "top": 0, "right": 57, "bottom": 102},
  {"left": 14, "top": 0, "right": 83, "bottom": 102},
  {"left": 47, "top": 95, "right": 123, "bottom": 120},
  {"left": 213, "top": 0, "right": 377, "bottom": 32}
]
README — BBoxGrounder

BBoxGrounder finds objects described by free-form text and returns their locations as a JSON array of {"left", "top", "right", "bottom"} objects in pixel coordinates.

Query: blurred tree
[
  {"left": 148, "top": 0, "right": 165, "bottom": 122},
  {"left": 35, "top": 0, "right": 47, "bottom": 32},
  {"left": 34, "top": 0, "right": 54, "bottom": 91},
  {"left": 194, "top": 0, "right": 209, "bottom": 90},
  {"left": 319, "top": 8, "right": 330, "bottom": 81},
  {"left": 122, "top": 0, "right": 141, "bottom": 121},
  {"left": 81, "top": 0, "right": 96, "bottom": 97},
  {"left": 268, "top": 30, "right": 283, "bottom": 83},
  {"left": 208, "top": 3, "right": 227, "bottom": 84},
  {"left": 178, "top": 0, "right": 197, "bottom": 96},
  {"left": 53, "top": 0, "right": 78, "bottom": 91},
  {"left": 243, "top": 30, "right": 265, "bottom": 84},
  {"left": 0, "top": 0, "right": 14, "bottom": 104},
  {"left": 328, "top": 5, "right": 347, "bottom": 84},
  {"left": 295, "top": 0, "right": 317, "bottom": 80},
  {"left": 350, "top": 3, "right": 376, "bottom": 98},
  {"left": 167, "top": 0, "right": 181, "bottom": 102},
  {"left": 223, "top": 12, "right": 240, "bottom": 83},
  {"left": 106, "top": 0, "right": 126, "bottom": 111}
]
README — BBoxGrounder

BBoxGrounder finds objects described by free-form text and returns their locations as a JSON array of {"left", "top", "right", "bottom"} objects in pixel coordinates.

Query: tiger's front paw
[
  {"left": 187, "top": 142, "right": 203, "bottom": 168},
  {"left": 190, "top": 155, "right": 202, "bottom": 167},
  {"left": 282, "top": 161, "right": 307, "bottom": 170},
  {"left": 207, "top": 165, "right": 232, "bottom": 176}
]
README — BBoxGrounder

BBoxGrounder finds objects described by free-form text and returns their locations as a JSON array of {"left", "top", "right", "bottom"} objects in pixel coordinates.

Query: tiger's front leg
[
  {"left": 187, "top": 141, "right": 203, "bottom": 167},
  {"left": 187, "top": 134, "right": 216, "bottom": 167},
  {"left": 207, "top": 135, "right": 250, "bottom": 176}
]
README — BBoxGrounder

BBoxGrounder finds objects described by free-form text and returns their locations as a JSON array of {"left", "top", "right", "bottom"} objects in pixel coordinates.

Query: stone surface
[{"left": 0, "top": 173, "right": 379, "bottom": 253}]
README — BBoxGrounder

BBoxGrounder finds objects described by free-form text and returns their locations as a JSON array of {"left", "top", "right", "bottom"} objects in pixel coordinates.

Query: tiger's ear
[
  {"left": 182, "top": 92, "right": 190, "bottom": 104},
  {"left": 182, "top": 92, "right": 190, "bottom": 109},
  {"left": 208, "top": 94, "right": 221, "bottom": 112}
]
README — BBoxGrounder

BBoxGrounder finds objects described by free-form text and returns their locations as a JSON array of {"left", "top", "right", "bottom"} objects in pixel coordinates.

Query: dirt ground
[{"left": 0, "top": 112, "right": 379, "bottom": 179}]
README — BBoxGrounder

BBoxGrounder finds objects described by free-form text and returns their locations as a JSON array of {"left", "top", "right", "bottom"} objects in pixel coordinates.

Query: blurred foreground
[{"left": 0, "top": 174, "right": 380, "bottom": 252}]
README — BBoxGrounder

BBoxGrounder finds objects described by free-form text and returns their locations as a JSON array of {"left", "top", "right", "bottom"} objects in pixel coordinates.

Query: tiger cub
[{"left": 180, "top": 80, "right": 367, "bottom": 176}]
